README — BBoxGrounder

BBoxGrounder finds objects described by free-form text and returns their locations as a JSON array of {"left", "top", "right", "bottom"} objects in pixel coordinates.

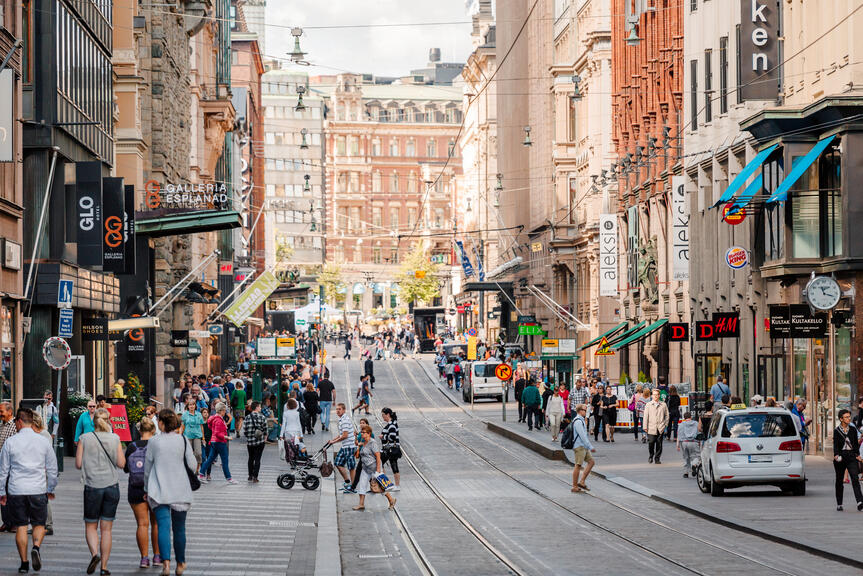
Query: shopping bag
[{"left": 374, "top": 472, "right": 394, "bottom": 492}]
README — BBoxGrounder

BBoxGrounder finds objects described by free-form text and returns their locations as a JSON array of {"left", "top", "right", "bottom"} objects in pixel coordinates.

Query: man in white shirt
[
  {"left": 35, "top": 391, "right": 59, "bottom": 439},
  {"left": 0, "top": 408, "right": 58, "bottom": 573}
]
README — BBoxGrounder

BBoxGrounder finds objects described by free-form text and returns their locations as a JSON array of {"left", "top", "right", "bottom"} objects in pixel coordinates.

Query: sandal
[
  {"left": 570, "top": 487, "right": 582, "bottom": 493},
  {"left": 352, "top": 506, "right": 365, "bottom": 511},
  {"left": 86, "top": 555, "right": 101, "bottom": 575},
  {"left": 578, "top": 483, "right": 590, "bottom": 491},
  {"left": 160, "top": 565, "right": 170, "bottom": 576}
]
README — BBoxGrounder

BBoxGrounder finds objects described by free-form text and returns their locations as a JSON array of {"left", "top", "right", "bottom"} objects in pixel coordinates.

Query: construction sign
[{"left": 594, "top": 336, "right": 615, "bottom": 356}]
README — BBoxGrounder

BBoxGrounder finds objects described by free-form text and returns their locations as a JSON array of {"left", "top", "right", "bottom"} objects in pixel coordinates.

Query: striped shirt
[
  {"left": 381, "top": 421, "right": 399, "bottom": 449},
  {"left": 338, "top": 413, "right": 354, "bottom": 449}
]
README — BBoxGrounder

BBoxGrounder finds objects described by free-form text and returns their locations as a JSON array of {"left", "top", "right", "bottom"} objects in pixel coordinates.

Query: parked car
[{"left": 697, "top": 406, "right": 805, "bottom": 496}]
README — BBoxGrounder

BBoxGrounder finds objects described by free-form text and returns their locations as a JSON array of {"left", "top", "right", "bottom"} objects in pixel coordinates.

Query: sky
[{"left": 263, "top": 0, "right": 475, "bottom": 78}]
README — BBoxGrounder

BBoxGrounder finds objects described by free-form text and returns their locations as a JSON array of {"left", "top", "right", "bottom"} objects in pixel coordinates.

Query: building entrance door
[
  {"left": 695, "top": 354, "right": 729, "bottom": 394},
  {"left": 757, "top": 355, "right": 784, "bottom": 402}
]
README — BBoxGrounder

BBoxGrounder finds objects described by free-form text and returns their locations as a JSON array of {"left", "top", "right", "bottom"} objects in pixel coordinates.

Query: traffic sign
[
  {"left": 467, "top": 327, "right": 477, "bottom": 337},
  {"left": 208, "top": 324, "right": 224, "bottom": 335},
  {"left": 57, "top": 279, "right": 74, "bottom": 308},
  {"left": 495, "top": 363, "right": 513, "bottom": 381},
  {"left": 594, "top": 336, "right": 615, "bottom": 356},
  {"left": 517, "top": 315, "right": 536, "bottom": 324},
  {"left": 58, "top": 308, "right": 74, "bottom": 338},
  {"left": 296, "top": 318, "right": 306, "bottom": 326}
]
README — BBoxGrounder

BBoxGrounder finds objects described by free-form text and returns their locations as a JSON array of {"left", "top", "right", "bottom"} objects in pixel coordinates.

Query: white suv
[{"left": 697, "top": 407, "right": 806, "bottom": 497}]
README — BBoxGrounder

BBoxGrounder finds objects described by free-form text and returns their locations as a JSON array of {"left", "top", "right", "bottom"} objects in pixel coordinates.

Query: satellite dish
[{"left": 42, "top": 337, "right": 71, "bottom": 371}]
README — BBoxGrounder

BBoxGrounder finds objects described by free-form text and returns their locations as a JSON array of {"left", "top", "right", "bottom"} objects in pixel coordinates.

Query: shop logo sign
[
  {"left": 667, "top": 323, "right": 689, "bottom": 342},
  {"left": 739, "top": 0, "right": 780, "bottom": 100},
  {"left": 725, "top": 246, "right": 749, "bottom": 269}
]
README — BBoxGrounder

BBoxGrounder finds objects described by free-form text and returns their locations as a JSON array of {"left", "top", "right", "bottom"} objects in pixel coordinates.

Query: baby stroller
[{"left": 277, "top": 442, "right": 333, "bottom": 491}]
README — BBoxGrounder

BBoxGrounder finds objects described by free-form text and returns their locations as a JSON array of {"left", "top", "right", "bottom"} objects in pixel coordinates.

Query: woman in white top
[
  {"left": 280, "top": 398, "right": 306, "bottom": 460},
  {"left": 545, "top": 387, "right": 566, "bottom": 442},
  {"left": 75, "top": 408, "right": 125, "bottom": 576}
]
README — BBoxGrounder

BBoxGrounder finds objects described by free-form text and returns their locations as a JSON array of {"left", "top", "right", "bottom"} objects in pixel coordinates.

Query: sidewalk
[{"left": 414, "top": 356, "right": 863, "bottom": 567}]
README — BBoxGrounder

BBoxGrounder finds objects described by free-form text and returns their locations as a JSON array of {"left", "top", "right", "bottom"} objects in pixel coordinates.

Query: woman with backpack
[
  {"left": 124, "top": 417, "right": 160, "bottom": 568},
  {"left": 76, "top": 408, "right": 126, "bottom": 575}
]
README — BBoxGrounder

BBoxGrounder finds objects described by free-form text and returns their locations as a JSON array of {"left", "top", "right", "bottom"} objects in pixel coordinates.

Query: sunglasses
[{"left": 87, "top": 405, "right": 96, "bottom": 409}]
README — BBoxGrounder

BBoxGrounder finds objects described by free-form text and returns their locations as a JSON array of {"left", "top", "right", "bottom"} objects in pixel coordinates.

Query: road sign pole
[{"left": 502, "top": 380, "right": 507, "bottom": 422}]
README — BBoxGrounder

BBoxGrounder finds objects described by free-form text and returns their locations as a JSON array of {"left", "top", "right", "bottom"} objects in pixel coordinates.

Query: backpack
[
  {"left": 561, "top": 423, "right": 575, "bottom": 449},
  {"left": 453, "top": 363, "right": 461, "bottom": 374},
  {"left": 128, "top": 443, "right": 147, "bottom": 488}
]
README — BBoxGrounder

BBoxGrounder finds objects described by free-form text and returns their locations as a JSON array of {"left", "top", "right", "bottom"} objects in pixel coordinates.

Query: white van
[{"left": 463, "top": 360, "right": 507, "bottom": 402}]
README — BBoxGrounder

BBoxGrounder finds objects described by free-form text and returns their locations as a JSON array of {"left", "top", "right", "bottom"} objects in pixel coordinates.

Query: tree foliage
[
  {"left": 316, "top": 264, "right": 345, "bottom": 305},
  {"left": 395, "top": 245, "right": 441, "bottom": 306}
]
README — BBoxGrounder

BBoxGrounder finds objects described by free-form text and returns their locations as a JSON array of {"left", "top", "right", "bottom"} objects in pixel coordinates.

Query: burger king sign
[{"left": 725, "top": 246, "right": 749, "bottom": 270}]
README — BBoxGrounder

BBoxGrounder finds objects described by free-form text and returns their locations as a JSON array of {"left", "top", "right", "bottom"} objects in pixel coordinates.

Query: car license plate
[{"left": 749, "top": 455, "right": 772, "bottom": 463}]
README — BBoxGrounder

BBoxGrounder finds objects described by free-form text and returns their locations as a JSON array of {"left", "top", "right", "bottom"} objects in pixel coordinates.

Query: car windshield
[
  {"left": 720, "top": 413, "right": 797, "bottom": 438},
  {"left": 474, "top": 363, "right": 500, "bottom": 378}
]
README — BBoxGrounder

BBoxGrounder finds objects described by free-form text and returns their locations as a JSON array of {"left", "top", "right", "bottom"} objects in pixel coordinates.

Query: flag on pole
[
  {"left": 472, "top": 245, "right": 486, "bottom": 281},
  {"left": 455, "top": 240, "right": 475, "bottom": 278}
]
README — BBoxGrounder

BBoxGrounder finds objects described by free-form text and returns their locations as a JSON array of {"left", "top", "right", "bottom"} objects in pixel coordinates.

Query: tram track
[{"left": 388, "top": 357, "right": 805, "bottom": 576}]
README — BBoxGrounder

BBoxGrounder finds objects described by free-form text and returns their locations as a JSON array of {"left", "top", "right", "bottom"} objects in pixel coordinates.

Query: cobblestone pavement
[
  {"left": 333, "top": 353, "right": 853, "bottom": 576},
  {"left": 0, "top": 433, "right": 328, "bottom": 575}
]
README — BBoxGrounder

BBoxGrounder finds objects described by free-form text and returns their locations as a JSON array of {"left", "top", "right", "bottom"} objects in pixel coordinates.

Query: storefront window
[
  {"left": 792, "top": 338, "right": 808, "bottom": 400},
  {"left": 835, "top": 325, "right": 852, "bottom": 414}
]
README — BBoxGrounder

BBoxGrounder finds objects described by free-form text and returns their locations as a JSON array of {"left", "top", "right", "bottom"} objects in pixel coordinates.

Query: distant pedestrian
[
  {"left": 199, "top": 407, "right": 212, "bottom": 476},
  {"left": 569, "top": 379, "right": 589, "bottom": 417},
  {"left": 230, "top": 382, "right": 246, "bottom": 438},
  {"left": 643, "top": 389, "right": 669, "bottom": 464},
  {"left": 628, "top": 384, "right": 643, "bottom": 441},
  {"left": 76, "top": 407, "right": 126, "bottom": 575},
  {"left": 515, "top": 371, "right": 527, "bottom": 423},
  {"left": 198, "top": 403, "right": 236, "bottom": 485},
  {"left": 380, "top": 408, "right": 401, "bottom": 491},
  {"left": 352, "top": 375, "right": 371, "bottom": 415},
  {"left": 666, "top": 385, "right": 681, "bottom": 440},
  {"left": 0, "top": 401, "right": 17, "bottom": 533},
  {"left": 833, "top": 409, "right": 863, "bottom": 511},
  {"left": 303, "top": 382, "right": 320, "bottom": 434},
  {"left": 602, "top": 386, "right": 618, "bottom": 442},
  {"left": 146, "top": 405, "right": 160, "bottom": 434},
  {"left": 179, "top": 399, "right": 204, "bottom": 473},
  {"left": 344, "top": 335, "right": 352, "bottom": 360},
  {"left": 546, "top": 387, "right": 565, "bottom": 442},
  {"left": 352, "top": 425, "right": 396, "bottom": 511},
  {"left": 364, "top": 355, "right": 375, "bottom": 389},
  {"left": 709, "top": 376, "right": 730, "bottom": 404},
  {"left": 145, "top": 410, "right": 197, "bottom": 576},
  {"left": 792, "top": 400, "right": 812, "bottom": 452},
  {"left": 242, "top": 402, "right": 268, "bottom": 483},
  {"left": 0, "top": 408, "right": 58, "bottom": 574},
  {"left": 35, "top": 391, "right": 59, "bottom": 440},
  {"left": 318, "top": 375, "right": 336, "bottom": 431},
  {"left": 570, "top": 404, "right": 595, "bottom": 493},
  {"left": 676, "top": 412, "right": 700, "bottom": 478},
  {"left": 74, "top": 399, "right": 97, "bottom": 444},
  {"left": 520, "top": 380, "right": 542, "bottom": 431},
  {"left": 124, "top": 417, "right": 160, "bottom": 568}
]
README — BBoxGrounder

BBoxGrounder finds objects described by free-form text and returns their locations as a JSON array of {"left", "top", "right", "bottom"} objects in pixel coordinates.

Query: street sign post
[
  {"left": 57, "top": 279, "right": 74, "bottom": 308},
  {"left": 58, "top": 308, "right": 74, "bottom": 338},
  {"left": 594, "top": 336, "right": 615, "bottom": 356},
  {"left": 495, "top": 363, "right": 512, "bottom": 381}
]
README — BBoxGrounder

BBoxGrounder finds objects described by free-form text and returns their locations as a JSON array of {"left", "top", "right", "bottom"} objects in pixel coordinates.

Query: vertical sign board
[
  {"left": 0, "top": 69, "right": 13, "bottom": 162},
  {"left": 599, "top": 214, "right": 618, "bottom": 296},
  {"left": 58, "top": 308, "right": 74, "bottom": 338},
  {"left": 102, "top": 177, "right": 125, "bottom": 273},
  {"left": 76, "top": 162, "right": 103, "bottom": 268},
  {"left": 739, "top": 0, "right": 780, "bottom": 101},
  {"left": 671, "top": 175, "right": 689, "bottom": 281},
  {"left": 123, "top": 185, "right": 136, "bottom": 275}
]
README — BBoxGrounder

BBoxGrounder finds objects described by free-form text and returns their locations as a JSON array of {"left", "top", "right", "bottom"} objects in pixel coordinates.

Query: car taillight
[
  {"left": 716, "top": 441, "right": 741, "bottom": 453},
  {"left": 779, "top": 439, "right": 803, "bottom": 451}
]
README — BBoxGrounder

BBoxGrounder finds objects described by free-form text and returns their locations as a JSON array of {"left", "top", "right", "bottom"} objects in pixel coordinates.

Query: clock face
[{"left": 806, "top": 276, "right": 841, "bottom": 311}]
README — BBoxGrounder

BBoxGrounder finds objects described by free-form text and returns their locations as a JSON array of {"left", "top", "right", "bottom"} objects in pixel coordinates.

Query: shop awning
[
  {"left": 610, "top": 319, "right": 668, "bottom": 351},
  {"left": 725, "top": 172, "right": 762, "bottom": 216},
  {"left": 605, "top": 320, "right": 647, "bottom": 346},
  {"left": 713, "top": 143, "right": 779, "bottom": 207},
  {"left": 135, "top": 210, "right": 243, "bottom": 237},
  {"left": 766, "top": 135, "right": 836, "bottom": 203},
  {"left": 462, "top": 281, "right": 514, "bottom": 293},
  {"left": 540, "top": 355, "right": 580, "bottom": 361},
  {"left": 578, "top": 321, "right": 628, "bottom": 350}
]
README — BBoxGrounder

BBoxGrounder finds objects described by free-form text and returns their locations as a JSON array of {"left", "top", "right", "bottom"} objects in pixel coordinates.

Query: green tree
[
  {"left": 395, "top": 245, "right": 441, "bottom": 306},
  {"left": 317, "top": 264, "right": 345, "bottom": 305}
]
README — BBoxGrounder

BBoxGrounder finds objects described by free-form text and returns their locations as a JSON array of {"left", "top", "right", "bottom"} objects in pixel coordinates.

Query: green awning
[
  {"left": 605, "top": 320, "right": 647, "bottom": 346},
  {"left": 136, "top": 210, "right": 242, "bottom": 237},
  {"left": 250, "top": 358, "right": 297, "bottom": 366},
  {"left": 610, "top": 319, "right": 668, "bottom": 351},
  {"left": 579, "top": 321, "right": 628, "bottom": 350},
  {"left": 541, "top": 355, "right": 580, "bottom": 361}
]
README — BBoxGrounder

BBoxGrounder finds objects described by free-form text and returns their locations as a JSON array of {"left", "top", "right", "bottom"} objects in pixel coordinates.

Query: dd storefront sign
[
  {"left": 696, "top": 312, "right": 740, "bottom": 341},
  {"left": 768, "top": 305, "right": 827, "bottom": 339}
]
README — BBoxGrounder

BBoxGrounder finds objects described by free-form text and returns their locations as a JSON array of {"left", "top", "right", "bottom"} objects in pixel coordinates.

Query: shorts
[
  {"left": 83, "top": 483, "right": 120, "bottom": 523},
  {"left": 127, "top": 484, "right": 146, "bottom": 506},
  {"left": 573, "top": 447, "right": 594, "bottom": 466},
  {"left": 333, "top": 447, "right": 356, "bottom": 470},
  {"left": 234, "top": 410, "right": 246, "bottom": 419},
  {"left": 6, "top": 494, "right": 48, "bottom": 528}
]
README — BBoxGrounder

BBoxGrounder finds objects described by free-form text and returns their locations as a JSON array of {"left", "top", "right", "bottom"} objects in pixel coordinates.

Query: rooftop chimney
[{"left": 429, "top": 48, "right": 441, "bottom": 63}]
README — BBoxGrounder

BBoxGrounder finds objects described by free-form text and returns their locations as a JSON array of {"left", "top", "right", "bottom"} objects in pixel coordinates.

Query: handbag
[
  {"left": 319, "top": 449, "right": 334, "bottom": 478},
  {"left": 183, "top": 438, "right": 201, "bottom": 491},
  {"left": 369, "top": 476, "right": 384, "bottom": 493}
]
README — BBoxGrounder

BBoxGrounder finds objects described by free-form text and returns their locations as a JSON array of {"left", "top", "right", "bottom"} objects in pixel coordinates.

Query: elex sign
[
  {"left": 739, "top": 0, "right": 780, "bottom": 101},
  {"left": 696, "top": 312, "right": 740, "bottom": 341},
  {"left": 769, "top": 305, "right": 827, "bottom": 339}
]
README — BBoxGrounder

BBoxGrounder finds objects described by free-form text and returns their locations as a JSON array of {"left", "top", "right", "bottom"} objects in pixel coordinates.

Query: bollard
[{"left": 55, "top": 436, "right": 64, "bottom": 473}]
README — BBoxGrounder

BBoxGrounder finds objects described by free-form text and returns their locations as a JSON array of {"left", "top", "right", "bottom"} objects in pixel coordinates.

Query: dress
[{"left": 602, "top": 394, "right": 618, "bottom": 426}]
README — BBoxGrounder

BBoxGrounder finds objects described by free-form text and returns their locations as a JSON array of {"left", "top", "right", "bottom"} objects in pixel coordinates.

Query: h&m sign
[
  {"left": 739, "top": 0, "right": 780, "bottom": 101},
  {"left": 696, "top": 312, "right": 740, "bottom": 341}
]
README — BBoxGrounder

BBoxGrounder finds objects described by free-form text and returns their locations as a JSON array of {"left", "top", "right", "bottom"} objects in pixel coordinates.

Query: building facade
[{"left": 321, "top": 75, "right": 463, "bottom": 317}]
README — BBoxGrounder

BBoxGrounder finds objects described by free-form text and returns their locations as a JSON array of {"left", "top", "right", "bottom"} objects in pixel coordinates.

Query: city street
[{"left": 8, "top": 353, "right": 850, "bottom": 575}]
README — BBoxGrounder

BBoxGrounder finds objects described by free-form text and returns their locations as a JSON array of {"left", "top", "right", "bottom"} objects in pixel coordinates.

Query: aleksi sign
[
  {"left": 144, "top": 180, "right": 230, "bottom": 210},
  {"left": 599, "top": 214, "right": 618, "bottom": 296},
  {"left": 671, "top": 176, "right": 689, "bottom": 281},
  {"left": 739, "top": 0, "right": 780, "bottom": 101},
  {"left": 769, "top": 305, "right": 827, "bottom": 339}
]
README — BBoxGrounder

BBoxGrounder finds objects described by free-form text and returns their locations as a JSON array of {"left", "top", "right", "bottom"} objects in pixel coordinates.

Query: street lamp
[
  {"left": 295, "top": 85, "right": 306, "bottom": 112},
  {"left": 626, "top": 17, "right": 642, "bottom": 46},
  {"left": 571, "top": 74, "right": 583, "bottom": 101},
  {"left": 300, "top": 128, "right": 309, "bottom": 150},
  {"left": 522, "top": 126, "right": 532, "bottom": 147},
  {"left": 303, "top": 174, "right": 311, "bottom": 193},
  {"left": 289, "top": 27, "right": 307, "bottom": 62}
]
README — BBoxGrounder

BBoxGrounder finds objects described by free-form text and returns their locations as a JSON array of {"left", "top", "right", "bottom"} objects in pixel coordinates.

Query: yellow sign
[
  {"left": 467, "top": 336, "right": 477, "bottom": 360},
  {"left": 730, "top": 403, "right": 747, "bottom": 410},
  {"left": 321, "top": 349, "right": 328, "bottom": 365},
  {"left": 594, "top": 336, "right": 615, "bottom": 356},
  {"left": 414, "top": 270, "right": 426, "bottom": 279},
  {"left": 541, "top": 339, "right": 558, "bottom": 348},
  {"left": 531, "top": 242, "right": 543, "bottom": 253}
]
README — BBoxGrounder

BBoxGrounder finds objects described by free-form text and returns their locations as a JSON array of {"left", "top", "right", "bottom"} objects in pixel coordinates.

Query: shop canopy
[
  {"left": 712, "top": 143, "right": 779, "bottom": 208},
  {"left": 605, "top": 320, "right": 647, "bottom": 346},
  {"left": 766, "top": 135, "right": 836, "bottom": 203},
  {"left": 610, "top": 319, "right": 668, "bottom": 351},
  {"left": 724, "top": 172, "right": 763, "bottom": 216},
  {"left": 578, "top": 321, "right": 628, "bottom": 350}
]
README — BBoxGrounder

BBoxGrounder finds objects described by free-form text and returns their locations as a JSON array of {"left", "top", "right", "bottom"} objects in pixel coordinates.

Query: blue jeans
[
  {"left": 320, "top": 401, "right": 332, "bottom": 429},
  {"left": 153, "top": 505, "right": 187, "bottom": 563},
  {"left": 200, "top": 441, "right": 231, "bottom": 480},
  {"left": 268, "top": 422, "right": 280, "bottom": 442}
]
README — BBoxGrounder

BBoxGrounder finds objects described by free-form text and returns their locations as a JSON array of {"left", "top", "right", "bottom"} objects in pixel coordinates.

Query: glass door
[{"left": 757, "top": 355, "right": 785, "bottom": 402}]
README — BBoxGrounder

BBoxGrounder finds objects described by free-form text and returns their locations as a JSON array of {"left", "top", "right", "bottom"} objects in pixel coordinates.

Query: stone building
[{"left": 320, "top": 74, "right": 463, "bottom": 316}]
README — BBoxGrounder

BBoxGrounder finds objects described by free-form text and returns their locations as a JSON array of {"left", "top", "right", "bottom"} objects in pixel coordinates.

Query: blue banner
[
  {"left": 455, "top": 240, "right": 474, "bottom": 278},
  {"left": 472, "top": 245, "right": 486, "bottom": 281}
]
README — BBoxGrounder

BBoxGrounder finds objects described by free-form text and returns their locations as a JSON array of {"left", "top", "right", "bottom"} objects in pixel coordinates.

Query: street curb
[
  {"left": 484, "top": 421, "right": 567, "bottom": 461},
  {"left": 484, "top": 418, "right": 863, "bottom": 570},
  {"left": 313, "top": 475, "right": 342, "bottom": 576}
]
